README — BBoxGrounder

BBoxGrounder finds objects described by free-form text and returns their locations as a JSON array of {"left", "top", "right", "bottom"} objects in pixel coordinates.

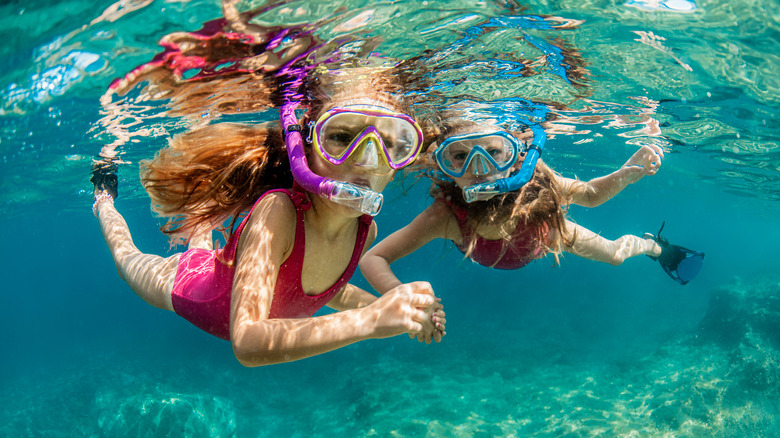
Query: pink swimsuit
[
  {"left": 170, "top": 188, "right": 373, "bottom": 340},
  {"left": 440, "top": 198, "right": 546, "bottom": 270}
]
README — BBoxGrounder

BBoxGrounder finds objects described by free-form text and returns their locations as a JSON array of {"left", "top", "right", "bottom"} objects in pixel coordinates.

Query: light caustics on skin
[{"left": 96, "top": 201, "right": 179, "bottom": 311}]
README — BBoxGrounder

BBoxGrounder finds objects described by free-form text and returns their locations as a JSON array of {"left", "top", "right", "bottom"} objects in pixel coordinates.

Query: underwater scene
[{"left": 2, "top": 0, "right": 780, "bottom": 436}]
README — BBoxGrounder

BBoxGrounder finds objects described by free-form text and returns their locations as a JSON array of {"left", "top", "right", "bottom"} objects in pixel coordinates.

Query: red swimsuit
[
  {"left": 440, "top": 198, "right": 546, "bottom": 270},
  {"left": 170, "top": 188, "right": 372, "bottom": 340}
]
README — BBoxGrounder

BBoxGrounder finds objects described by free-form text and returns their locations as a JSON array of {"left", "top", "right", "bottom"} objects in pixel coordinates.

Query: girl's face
[
  {"left": 308, "top": 98, "right": 420, "bottom": 195},
  {"left": 434, "top": 128, "right": 519, "bottom": 190}
]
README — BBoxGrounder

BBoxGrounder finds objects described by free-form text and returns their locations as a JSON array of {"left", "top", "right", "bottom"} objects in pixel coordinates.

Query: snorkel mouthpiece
[
  {"left": 281, "top": 102, "right": 384, "bottom": 216},
  {"left": 463, "top": 182, "right": 503, "bottom": 203},
  {"left": 330, "top": 181, "right": 384, "bottom": 214},
  {"left": 463, "top": 124, "right": 546, "bottom": 203}
]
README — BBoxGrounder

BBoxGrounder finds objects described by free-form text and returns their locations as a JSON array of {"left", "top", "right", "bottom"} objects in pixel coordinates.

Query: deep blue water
[{"left": 2, "top": 0, "right": 780, "bottom": 436}]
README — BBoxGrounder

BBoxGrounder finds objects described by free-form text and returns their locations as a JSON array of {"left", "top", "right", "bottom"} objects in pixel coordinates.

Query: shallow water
[{"left": 2, "top": 0, "right": 780, "bottom": 436}]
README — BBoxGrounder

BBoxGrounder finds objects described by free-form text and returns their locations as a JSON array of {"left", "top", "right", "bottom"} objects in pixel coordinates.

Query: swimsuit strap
[
  {"left": 290, "top": 181, "right": 312, "bottom": 212},
  {"left": 221, "top": 187, "right": 307, "bottom": 263},
  {"left": 437, "top": 195, "right": 469, "bottom": 221},
  {"left": 283, "top": 189, "right": 309, "bottom": 270},
  {"left": 283, "top": 185, "right": 373, "bottom": 273},
  {"left": 436, "top": 196, "right": 473, "bottom": 244}
]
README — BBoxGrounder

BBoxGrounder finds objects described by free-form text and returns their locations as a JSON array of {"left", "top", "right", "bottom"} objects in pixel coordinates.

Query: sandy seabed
[{"left": 3, "top": 277, "right": 779, "bottom": 437}]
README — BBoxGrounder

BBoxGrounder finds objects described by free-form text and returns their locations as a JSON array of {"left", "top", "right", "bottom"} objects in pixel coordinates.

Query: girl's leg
[
  {"left": 95, "top": 196, "right": 179, "bottom": 311},
  {"left": 562, "top": 220, "right": 662, "bottom": 265}
]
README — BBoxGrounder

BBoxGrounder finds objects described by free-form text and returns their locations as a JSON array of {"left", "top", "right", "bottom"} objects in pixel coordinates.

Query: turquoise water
[{"left": 2, "top": 0, "right": 780, "bottom": 436}]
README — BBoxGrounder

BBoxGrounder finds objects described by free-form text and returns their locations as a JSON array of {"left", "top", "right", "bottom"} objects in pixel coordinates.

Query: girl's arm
[
  {"left": 562, "top": 220, "right": 661, "bottom": 265},
  {"left": 360, "top": 200, "right": 455, "bottom": 295},
  {"left": 229, "top": 194, "right": 436, "bottom": 367},
  {"left": 327, "top": 283, "right": 379, "bottom": 311},
  {"left": 360, "top": 201, "right": 451, "bottom": 343},
  {"left": 557, "top": 144, "right": 664, "bottom": 207},
  {"left": 327, "top": 283, "right": 446, "bottom": 343}
]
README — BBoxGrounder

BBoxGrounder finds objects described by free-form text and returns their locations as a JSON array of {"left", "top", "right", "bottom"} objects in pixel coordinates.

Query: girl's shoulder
[
  {"left": 241, "top": 191, "right": 299, "bottom": 239},
  {"left": 432, "top": 194, "right": 468, "bottom": 221},
  {"left": 231, "top": 190, "right": 299, "bottom": 266},
  {"left": 252, "top": 190, "right": 298, "bottom": 222},
  {"left": 419, "top": 198, "right": 462, "bottom": 243}
]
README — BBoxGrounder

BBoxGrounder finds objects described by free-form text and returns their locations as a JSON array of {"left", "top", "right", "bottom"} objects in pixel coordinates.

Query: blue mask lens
[{"left": 434, "top": 132, "right": 519, "bottom": 178}]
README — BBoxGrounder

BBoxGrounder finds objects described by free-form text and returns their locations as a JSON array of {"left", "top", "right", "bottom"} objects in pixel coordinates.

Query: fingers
[
  {"left": 646, "top": 143, "right": 665, "bottom": 159},
  {"left": 409, "top": 281, "right": 434, "bottom": 295},
  {"left": 431, "top": 314, "right": 447, "bottom": 332},
  {"left": 644, "top": 144, "right": 663, "bottom": 163},
  {"left": 630, "top": 145, "right": 662, "bottom": 177},
  {"left": 431, "top": 312, "right": 446, "bottom": 341},
  {"left": 410, "top": 308, "right": 447, "bottom": 344},
  {"left": 412, "top": 309, "right": 428, "bottom": 325},
  {"left": 385, "top": 281, "right": 448, "bottom": 342},
  {"left": 411, "top": 292, "right": 435, "bottom": 308}
]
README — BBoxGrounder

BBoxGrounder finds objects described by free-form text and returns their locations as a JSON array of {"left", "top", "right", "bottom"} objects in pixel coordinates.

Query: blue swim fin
[{"left": 647, "top": 222, "right": 704, "bottom": 285}]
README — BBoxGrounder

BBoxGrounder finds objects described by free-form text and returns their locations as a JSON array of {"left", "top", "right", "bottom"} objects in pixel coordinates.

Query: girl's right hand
[
  {"left": 364, "top": 281, "right": 436, "bottom": 339},
  {"left": 622, "top": 144, "right": 664, "bottom": 183}
]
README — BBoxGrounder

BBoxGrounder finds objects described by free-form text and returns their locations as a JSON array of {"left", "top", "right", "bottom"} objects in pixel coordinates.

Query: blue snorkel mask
[{"left": 431, "top": 124, "right": 546, "bottom": 202}]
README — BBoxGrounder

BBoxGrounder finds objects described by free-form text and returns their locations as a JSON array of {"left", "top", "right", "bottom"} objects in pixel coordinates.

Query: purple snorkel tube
[
  {"left": 104, "top": 9, "right": 383, "bottom": 214},
  {"left": 270, "top": 29, "right": 384, "bottom": 216}
]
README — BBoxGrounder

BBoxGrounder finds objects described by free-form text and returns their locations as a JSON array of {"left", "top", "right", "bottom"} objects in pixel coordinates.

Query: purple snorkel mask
[
  {"left": 270, "top": 28, "right": 422, "bottom": 215},
  {"left": 281, "top": 102, "right": 423, "bottom": 216},
  {"left": 281, "top": 102, "right": 383, "bottom": 216}
]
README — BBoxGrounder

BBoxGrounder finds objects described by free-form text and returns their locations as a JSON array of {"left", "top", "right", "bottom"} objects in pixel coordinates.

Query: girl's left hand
[
  {"left": 622, "top": 144, "right": 664, "bottom": 183},
  {"left": 412, "top": 300, "right": 446, "bottom": 344}
]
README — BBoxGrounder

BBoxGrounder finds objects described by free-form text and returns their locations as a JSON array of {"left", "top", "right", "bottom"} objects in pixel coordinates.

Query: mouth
[{"left": 349, "top": 178, "right": 373, "bottom": 191}]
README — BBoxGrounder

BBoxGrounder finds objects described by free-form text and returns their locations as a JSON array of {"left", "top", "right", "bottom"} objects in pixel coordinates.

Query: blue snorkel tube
[{"left": 462, "top": 124, "right": 546, "bottom": 203}]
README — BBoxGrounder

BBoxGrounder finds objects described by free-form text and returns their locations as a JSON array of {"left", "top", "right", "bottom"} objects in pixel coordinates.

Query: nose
[
  {"left": 353, "top": 136, "right": 381, "bottom": 169},
  {"left": 469, "top": 155, "right": 491, "bottom": 176}
]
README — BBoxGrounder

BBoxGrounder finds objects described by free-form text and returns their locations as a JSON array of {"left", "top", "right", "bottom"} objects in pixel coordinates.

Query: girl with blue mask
[{"left": 360, "top": 116, "right": 696, "bottom": 312}]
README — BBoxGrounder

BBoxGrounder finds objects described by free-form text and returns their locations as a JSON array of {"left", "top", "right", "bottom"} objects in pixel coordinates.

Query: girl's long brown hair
[
  {"left": 140, "top": 66, "right": 413, "bottom": 244},
  {"left": 435, "top": 160, "right": 572, "bottom": 264},
  {"left": 140, "top": 123, "right": 292, "bottom": 240}
]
